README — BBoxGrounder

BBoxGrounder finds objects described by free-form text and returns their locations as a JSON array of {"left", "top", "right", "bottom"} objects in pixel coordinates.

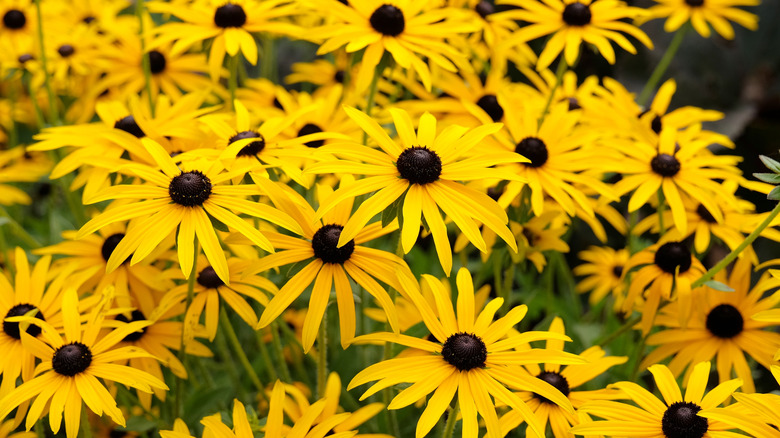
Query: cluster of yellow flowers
[{"left": 0, "top": 0, "right": 776, "bottom": 437}]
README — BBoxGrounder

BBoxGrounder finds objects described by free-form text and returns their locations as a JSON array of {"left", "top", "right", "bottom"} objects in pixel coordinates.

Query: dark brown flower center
[
  {"left": 370, "top": 4, "right": 405, "bottom": 37},
  {"left": 297, "top": 123, "right": 325, "bottom": 148},
  {"left": 534, "top": 371, "right": 570, "bottom": 404},
  {"left": 115, "top": 310, "right": 147, "bottom": 342},
  {"left": 334, "top": 70, "right": 345, "bottom": 83},
  {"left": 230, "top": 130, "right": 265, "bottom": 157},
  {"left": 17, "top": 53, "right": 33, "bottom": 64},
  {"left": 654, "top": 242, "right": 692, "bottom": 274},
  {"left": 396, "top": 146, "right": 442, "bottom": 185},
  {"left": 651, "top": 115, "right": 663, "bottom": 134},
  {"left": 101, "top": 233, "right": 132, "bottom": 264},
  {"left": 312, "top": 224, "right": 354, "bottom": 264},
  {"left": 475, "top": 0, "right": 495, "bottom": 18},
  {"left": 515, "top": 137, "right": 549, "bottom": 168},
  {"left": 114, "top": 115, "right": 146, "bottom": 138},
  {"left": 684, "top": 0, "right": 704, "bottom": 6},
  {"left": 696, "top": 204, "right": 717, "bottom": 223},
  {"left": 441, "top": 332, "right": 487, "bottom": 371},
  {"left": 3, "top": 9, "right": 26, "bottom": 29},
  {"left": 3, "top": 303, "right": 45, "bottom": 339},
  {"left": 148, "top": 50, "right": 166, "bottom": 74},
  {"left": 214, "top": 3, "right": 246, "bottom": 28},
  {"left": 197, "top": 266, "right": 225, "bottom": 289},
  {"left": 476, "top": 94, "right": 504, "bottom": 122},
  {"left": 706, "top": 304, "right": 743, "bottom": 339},
  {"left": 662, "top": 402, "right": 708, "bottom": 438},
  {"left": 612, "top": 265, "right": 624, "bottom": 279},
  {"left": 53, "top": 342, "right": 92, "bottom": 376},
  {"left": 651, "top": 153, "right": 681, "bottom": 177},
  {"left": 562, "top": 2, "right": 591, "bottom": 26},
  {"left": 168, "top": 171, "right": 212, "bottom": 207},
  {"left": 57, "top": 44, "right": 75, "bottom": 58}
]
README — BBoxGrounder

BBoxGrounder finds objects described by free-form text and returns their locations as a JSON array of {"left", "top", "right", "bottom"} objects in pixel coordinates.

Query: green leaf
[
  {"left": 768, "top": 186, "right": 780, "bottom": 201},
  {"left": 124, "top": 417, "right": 158, "bottom": 433},
  {"left": 382, "top": 196, "right": 402, "bottom": 227},
  {"left": 704, "top": 280, "right": 734, "bottom": 292},
  {"left": 754, "top": 173, "right": 780, "bottom": 184},
  {"left": 760, "top": 155, "right": 780, "bottom": 174}
]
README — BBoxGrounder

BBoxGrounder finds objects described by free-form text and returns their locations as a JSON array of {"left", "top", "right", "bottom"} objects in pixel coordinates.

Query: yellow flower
[
  {"left": 307, "top": 107, "right": 522, "bottom": 274},
  {"left": 149, "top": 0, "right": 301, "bottom": 80},
  {"left": 0, "top": 289, "right": 168, "bottom": 438},
  {"left": 306, "top": 0, "right": 478, "bottom": 91},
  {"left": 643, "top": 256, "right": 780, "bottom": 393},
  {"left": 573, "top": 361, "right": 768, "bottom": 437},
  {"left": 623, "top": 238, "right": 706, "bottom": 334},
  {"left": 638, "top": 0, "right": 759, "bottom": 39},
  {"left": 573, "top": 246, "right": 629, "bottom": 306},
  {"left": 349, "top": 268, "right": 583, "bottom": 438},
  {"left": 498, "top": 0, "right": 652, "bottom": 70},
  {"left": 499, "top": 317, "right": 627, "bottom": 438},
  {"left": 77, "top": 138, "right": 302, "bottom": 284},
  {"left": 246, "top": 179, "right": 408, "bottom": 352}
]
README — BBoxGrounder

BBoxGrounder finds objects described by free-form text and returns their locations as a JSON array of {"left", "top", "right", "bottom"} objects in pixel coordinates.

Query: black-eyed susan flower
[
  {"left": 274, "top": 372, "right": 391, "bottom": 437},
  {"left": 111, "top": 290, "right": 213, "bottom": 410},
  {"left": 308, "top": 107, "right": 523, "bottom": 274},
  {"left": 77, "top": 138, "right": 303, "bottom": 284},
  {"left": 622, "top": 238, "right": 706, "bottom": 334},
  {"left": 0, "top": 289, "right": 168, "bottom": 438},
  {"left": 97, "top": 24, "right": 219, "bottom": 102},
  {"left": 498, "top": 318, "right": 627, "bottom": 437},
  {"left": 0, "top": 248, "right": 69, "bottom": 397},
  {"left": 492, "top": 100, "right": 617, "bottom": 219},
  {"left": 573, "top": 246, "right": 629, "bottom": 306},
  {"left": 0, "top": 0, "right": 37, "bottom": 49},
  {"left": 246, "top": 179, "right": 408, "bottom": 352},
  {"left": 638, "top": 0, "right": 759, "bottom": 40},
  {"left": 149, "top": 0, "right": 301, "bottom": 80},
  {"left": 348, "top": 268, "right": 584, "bottom": 438},
  {"left": 633, "top": 183, "right": 767, "bottom": 256},
  {"left": 572, "top": 361, "right": 772, "bottom": 437},
  {"left": 611, "top": 124, "right": 743, "bottom": 236},
  {"left": 0, "top": 147, "right": 51, "bottom": 206},
  {"left": 156, "top": 256, "right": 275, "bottom": 342},
  {"left": 34, "top": 223, "right": 174, "bottom": 311},
  {"left": 196, "top": 100, "right": 342, "bottom": 185},
  {"left": 642, "top": 256, "right": 780, "bottom": 393},
  {"left": 497, "top": 0, "right": 652, "bottom": 70},
  {"left": 305, "top": 0, "right": 477, "bottom": 91}
]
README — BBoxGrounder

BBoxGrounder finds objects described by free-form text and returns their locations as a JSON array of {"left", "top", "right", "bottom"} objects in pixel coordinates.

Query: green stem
[
  {"left": 362, "top": 56, "right": 389, "bottom": 145},
  {"left": 630, "top": 333, "right": 648, "bottom": 381},
  {"left": 27, "top": 78, "right": 46, "bottom": 129},
  {"left": 255, "top": 329, "right": 278, "bottom": 382},
  {"left": 0, "top": 206, "right": 41, "bottom": 248},
  {"left": 228, "top": 55, "right": 239, "bottom": 110},
  {"left": 657, "top": 189, "right": 666, "bottom": 235},
  {"left": 691, "top": 201, "right": 780, "bottom": 288},
  {"left": 270, "top": 321, "right": 293, "bottom": 383},
  {"left": 175, "top": 241, "right": 199, "bottom": 418},
  {"left": 34, "top": 0, "right": 59, "bottom": 126},
  {"left": 538, "top": 57, "right": 567, "bottom": 128},
  {"left": 637, "top": 25, "right": 689, "bottom": 107},
  {"left": 596, "top": 314, "right": 640, "bottom": 347},
  {"left": 441, "top": 402, "right": 460, "bottom": 438},
  {"left": 135, "top": 0, "right": 155, "bottom": 116},
  {"left": 317, "top": 308, "right": 328, "bottom": 399},
  {"left": 80, "top": 404, "right": 93, "bottom": 438},
  {"left": 261, "top": 36, "right": 275, "bottom": 81},
  {"left": 627, "top": 210, "right": 639, "bottom": 254},
  {"left": 219, "top": 307, "right": 267, "bottom": 401}
]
